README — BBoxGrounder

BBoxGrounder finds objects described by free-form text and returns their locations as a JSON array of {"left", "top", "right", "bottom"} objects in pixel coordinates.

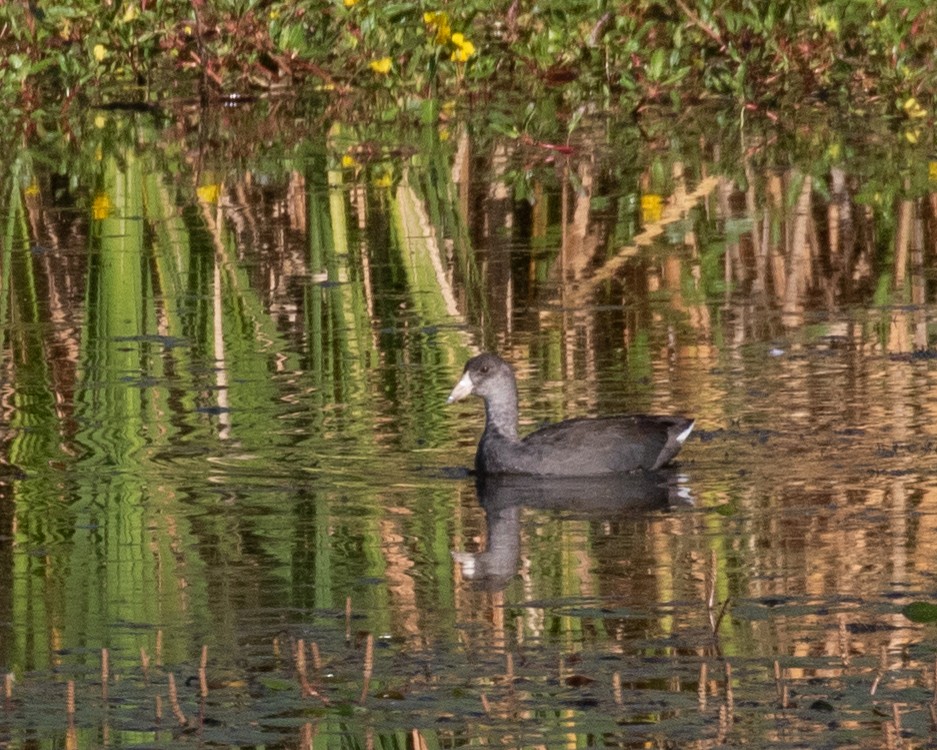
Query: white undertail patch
[{"left": 675, "top": 421, "right": 695, "bottom": 445}]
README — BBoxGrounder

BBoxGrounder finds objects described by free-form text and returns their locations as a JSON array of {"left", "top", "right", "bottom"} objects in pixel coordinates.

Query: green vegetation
[{"left": 2, "top": 1, "right": 936, "bottom": 132}]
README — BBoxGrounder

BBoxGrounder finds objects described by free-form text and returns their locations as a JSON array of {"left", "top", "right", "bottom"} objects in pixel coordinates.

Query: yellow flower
[
  {"left": 341, "top": 153, "right": 359, "bottom": 168},
  {"left": 902, "top": 97, "right": 927, "bottom": 119},
  {"left": 450, "top": 33, "right": 475, "bottom": 62},
  {"left": 344, "top": 0, "right": 359, "bottom": 6},
  {"left": 197, "top": 184, "right": 221, "bottom": 204},
  {"left": 121, "top": 4, "right": 139, "bottom": 23},
  {"left": 92, "top": 192, "right": 112, "bottom": 220},
  {"left": 424, "top": 11, "right": 451, "bottom": 44},
  {"left": 904, "top": 127, "right": 920, "bottom": 145},
  {"left": 372, "top": 173, "right": 393, "bottom": 188},
  {"left": 929, "top": 162, "right": 937, "bottom": 182},
  {"left": 640, "top": 194, "right": 663, "bottom": 224},
  {"left": 93, "top": 44, "right": 107, "bottom": 62},
  {"left": 24, "top": 181, "right": 40, "bottom": 198},
  {"left": 369, "top": 57, "right": 392, "bottom": 74}
]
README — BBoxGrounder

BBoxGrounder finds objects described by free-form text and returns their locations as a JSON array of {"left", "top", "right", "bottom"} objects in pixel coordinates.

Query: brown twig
[
  {"left": 167, "top": 673, "right": 187, "bottom": 726},
  {"left": 698, "top": 662, "right": 708, "bottom": 710},
  {"left": 345, "top": 596, "right": 353, "bottom": 643},
  {"left": 4, "top": 673, "right": 12, "bottom": 700},
  {"left": 310, "top": 641, "right": 322, "bottom": 671},
  {"left": 673, "top": 0, "right": 725, "bottom": 50},
  {"left": 295, "top": 639, "right": 331, "bottom": 704}
]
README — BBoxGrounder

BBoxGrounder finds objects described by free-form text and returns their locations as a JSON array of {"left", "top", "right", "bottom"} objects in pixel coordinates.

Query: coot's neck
[{"left": 482, "top": 380, "right": 519, "bottom": 441}]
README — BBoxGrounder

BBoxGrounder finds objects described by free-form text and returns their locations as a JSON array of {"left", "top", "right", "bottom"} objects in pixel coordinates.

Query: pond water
[{"left": 2, "top": 100, "right": 937, "bottom": 748}]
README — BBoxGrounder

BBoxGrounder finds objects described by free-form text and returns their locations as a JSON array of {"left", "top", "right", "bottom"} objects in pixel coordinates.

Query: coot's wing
[{"left": 518, "top": 415, "right": 693, "bottom": 474}]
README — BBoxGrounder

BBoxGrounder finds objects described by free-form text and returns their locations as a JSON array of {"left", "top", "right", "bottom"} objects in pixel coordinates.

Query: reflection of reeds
[{"left": 359, "top": 632, "right": 373, "bottom": 705}]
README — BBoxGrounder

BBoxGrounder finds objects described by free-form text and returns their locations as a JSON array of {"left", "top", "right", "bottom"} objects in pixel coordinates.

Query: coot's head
[{"left": 447, "top": 353, "right": 516, "bottom": 403}]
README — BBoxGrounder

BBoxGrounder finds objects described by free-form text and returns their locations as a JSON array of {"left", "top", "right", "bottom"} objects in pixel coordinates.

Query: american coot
[{"left": 447, "top": 353, "right": 694, "bottom": 476}]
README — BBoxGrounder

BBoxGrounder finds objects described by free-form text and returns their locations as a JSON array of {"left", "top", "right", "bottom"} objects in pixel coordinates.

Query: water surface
[{"left": 1, "top": 101, "right": 937, "bottom": 748}]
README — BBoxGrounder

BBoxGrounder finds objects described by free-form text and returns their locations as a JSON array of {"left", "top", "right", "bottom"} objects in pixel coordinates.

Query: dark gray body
[
  {"left": 476, "top": 413, "right": 693, "bottom": 475},
  {"left": 448, "top": 353, "right": 693, "bottom": 477}
]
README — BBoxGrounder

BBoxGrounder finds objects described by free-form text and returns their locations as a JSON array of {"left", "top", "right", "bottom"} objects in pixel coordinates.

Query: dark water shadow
[{"left": 453, "top": 471, "right": 692, "bottom": 589}]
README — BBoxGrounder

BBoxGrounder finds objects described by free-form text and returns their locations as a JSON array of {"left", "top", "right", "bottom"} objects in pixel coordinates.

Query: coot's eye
[{"left": 480, "top": 365, "right": 489, "bottom": 373}]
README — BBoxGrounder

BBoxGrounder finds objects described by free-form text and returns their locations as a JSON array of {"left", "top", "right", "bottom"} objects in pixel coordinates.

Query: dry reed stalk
[
  {"left": 613, "top": 671, "right": 622, "bottom": 706},
  {"left": 871, "top": 644, "right": 888, "bottom": 695},
  {"left": 892, "top": 703, "right": 903, "bottom": 748},
  {"left": 155, "top": 694, "right": 163, "bottom": 722},
  {"left": 345, "top": 596, "right": 352, "bottom": 643},
  {"left": 296, "top": 638, "right": 308, "bottom": 684},
  {"left": 705, "top": 550, "right": 717, "bottom": 611},
  {"left": 773, "top": 660, "right": 783, "bottom": 704},
  {"left": 724, "top": 661, "right": 734, "bottom": 716},
  {"left": 140, "top": 647, "right": 150, "bottom": 682},
  {"left": 66, "top": 680, "right": 76, "bottom": 717},
  {"left": 412, "top": 728, "right": 429, "bottom": 750},
  {"left": 928, "top": 702, "right": 937, "bottom": 732},
  {"left": 156, "top": 629, "right": 163, "bottom": 666},
  {"left": 359, "top": 633, "right": 374, "bottom": 705},
  {"left": 933, "top": 655, "right": 937, "bottom": 703},
  {"left": 716, "top": 703, "right": 728, "bottom": 745},
  {"left": 838, "top": 614, "right": 849, "bottom": 667},
  {"left": 705, "top": 550, "right": 731, "bottom": 639},
  {"left": 883, "top": 718, "right": 898, "bottom": 750},
  {"left": 480, "top": 692, "right": 491, "bottom": 715},
  {"left": 167, "top": 673, "right": 187, "bottom": 726},
  {"left": 4, "top": 672, "right": 12, "bottom": 700},
  {"left": 101, "top": 647, "right": 109, "bottom": 700},
  {"left": 310, "top": 641, "right": 321, "bottom": 671},
  {"left": 698, "top": 662, "right": 707, "bottom": 710},
  {"left": 505, "top": 652, "right": 514, "bottom": 679},
  {"left": 300, "top": 722, "right": 314, "bottom": 750},
  {"left": 199, "top": 645, "right": 209, "bottom": 698}
]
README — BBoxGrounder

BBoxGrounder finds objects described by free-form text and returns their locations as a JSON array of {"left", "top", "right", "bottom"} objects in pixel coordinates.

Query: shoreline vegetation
[{"left": 1, "top": 2, "right": 935, "bottom": 133}]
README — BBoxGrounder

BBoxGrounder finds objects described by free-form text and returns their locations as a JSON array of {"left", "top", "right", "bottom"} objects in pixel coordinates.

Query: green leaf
[{"left": 902, "top": 601, "right": 937, "bottom": 623}]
